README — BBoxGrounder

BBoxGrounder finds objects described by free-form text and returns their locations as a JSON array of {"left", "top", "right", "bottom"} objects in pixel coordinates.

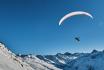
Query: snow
[
  {"left": 18, "top": 52, "right": 80, "bottom": 70},
  {"left": 0, "top": 43, "right": 33, "bottom": 70},
  {"left": 0, "top": 42, "right": 104, "bottom": 70},
  {"left": 19, "top": 55, "right": 62, "bottom": 70},
  {"left": 64, "top": 51, "right": 104, "bottom": 70}
]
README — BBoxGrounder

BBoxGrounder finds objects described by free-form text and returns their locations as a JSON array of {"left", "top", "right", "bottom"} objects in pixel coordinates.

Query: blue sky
[{"left": 0, "top": 0, "right": 104, "bottom": 55}]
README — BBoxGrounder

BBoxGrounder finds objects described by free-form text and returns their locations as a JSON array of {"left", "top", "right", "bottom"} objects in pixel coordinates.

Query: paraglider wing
[{"left": 59, "top": 11, "right": 93, "bottom": 26}]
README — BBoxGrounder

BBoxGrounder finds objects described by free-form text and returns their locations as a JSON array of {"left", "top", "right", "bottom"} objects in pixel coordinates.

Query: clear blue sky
[{"left": 0, "top": 0, "right": 104, "bottom": 55}]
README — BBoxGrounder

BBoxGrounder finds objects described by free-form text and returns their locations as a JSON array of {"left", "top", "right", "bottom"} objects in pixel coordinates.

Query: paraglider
[
  {"left": 75, "top": 37, "right": 80, "bottom": 43},
  {"left": 59, "top": 11, "right": 93, "bottom": 43}
]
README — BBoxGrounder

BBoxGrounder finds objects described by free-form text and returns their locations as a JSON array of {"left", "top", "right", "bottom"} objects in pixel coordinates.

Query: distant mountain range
[{"left": 0, "top": 42, "right": 103, "bottom": 70}]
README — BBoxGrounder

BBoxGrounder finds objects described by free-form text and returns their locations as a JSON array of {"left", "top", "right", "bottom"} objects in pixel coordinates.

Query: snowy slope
[
  {"left": 0, "top": 42, "right": 63, "bottom": 70},
  {"left": 17, "top": 54, "right": 62, "bottom": 70},
  {"left": 64, "top": 50, "right": 104, "bottom": 70},
  {"left": 1, "top": 42, "right": 104, "bottom": 70},
  {"left": 17, "top": 52, "right": 81, "bottom": 70},
  {"left": 19, "top": 50, "right": 104, "bottom": 70},
  {"left": 0, "top": 43, "right": 34, "bottom": 70}
]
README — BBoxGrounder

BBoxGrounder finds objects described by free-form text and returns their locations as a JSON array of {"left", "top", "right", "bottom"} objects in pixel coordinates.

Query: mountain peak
[{"left": 91, "top": 49, "right": 98, "bottom": 54}]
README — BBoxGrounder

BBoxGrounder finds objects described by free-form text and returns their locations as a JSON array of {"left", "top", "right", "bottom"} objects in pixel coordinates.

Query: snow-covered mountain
[
  {"left": 17, "top": 53, "right": 77, "bottom": 70},
  {"left": 0, "top": 42, "right": 104, "bottom": 70},
  {"left": 0, "top": 43, "right": 62, "bottom": 70},
  {"left": 17, "top": 50, "right": 104, "bottom": 70},
  {"left": 64, "top": 50, "right": 104, "bottom": 70},
  {"left": 17, "top": 54, "right": 61, "bottom": 70},
  {"left": 0, "top": 43, "right": 34, "bottom": 70},
  {"left": 17, "top": 51, "right": 85, "bottom": 70}
]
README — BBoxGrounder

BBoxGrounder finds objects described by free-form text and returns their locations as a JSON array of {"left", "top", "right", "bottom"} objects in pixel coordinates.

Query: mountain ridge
[{"left": 0, "top": 42, "right": 103, "bottom": 70}]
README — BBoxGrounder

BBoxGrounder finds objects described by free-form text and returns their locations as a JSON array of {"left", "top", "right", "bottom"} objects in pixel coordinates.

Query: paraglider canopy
[{"left": 59, "top": 11, "right": 93, "bottom": 26}]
